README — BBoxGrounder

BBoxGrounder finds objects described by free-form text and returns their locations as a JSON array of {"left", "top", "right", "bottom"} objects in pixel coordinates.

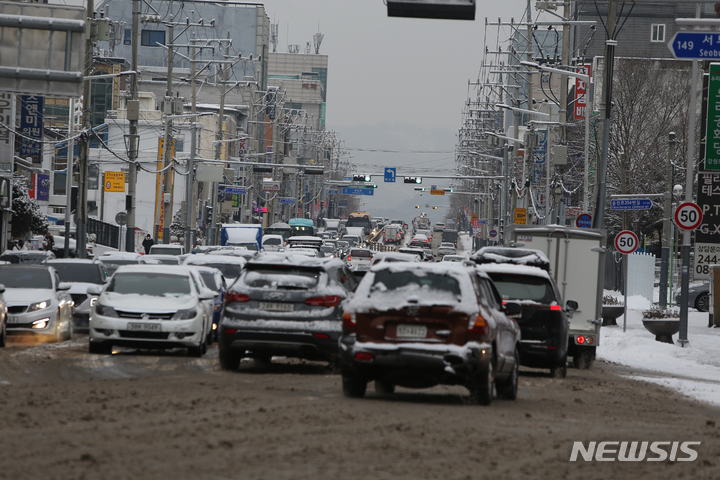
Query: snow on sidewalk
[{"left": 599, "top": 291, "right": 720, "bottom": 406}]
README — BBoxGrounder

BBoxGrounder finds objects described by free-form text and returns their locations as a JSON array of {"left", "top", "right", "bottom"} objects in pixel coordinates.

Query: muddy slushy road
[{"left": 0, "top": 337, "right": 718, "bottom": 480}]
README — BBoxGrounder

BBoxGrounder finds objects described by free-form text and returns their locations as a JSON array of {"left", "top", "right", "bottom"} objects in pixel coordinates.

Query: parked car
[
  {"left": 0, "top": 265, "right": 73, "bottom": 342},
  {"left": 217, "top": 254, "right": 358, "bottom": 370},
  {"left": 397, "top": 247, "right": 426, "bottom": 262},
  {"left": 0, "top": 250, "right": 56, "bottom": 264},
  {"left": 262, "top": 234, "right": 286, "bottom": 252},
  {"left": 471, "top": 246, "right": 571, "bottom": 377},
  {"left": 339, "top": 262, "right": 521, "bottom": 404},
  {"left": 409, "top": 234, "right": 430, "bottom": 248},
  {"left": 47, "top": 259, "right": 108, "bottom": 332},
  {"left": 675, "top": 283, "right": 709, "bottom": 312},
  {"left": 347, "top": 248, "right": 374, "bottom": 271},
  {"left": 87, "top": 265, "right": 217, "bottom": 356},
  {"left": 183, "top": 255, "right": 247, "bottom": 286}
]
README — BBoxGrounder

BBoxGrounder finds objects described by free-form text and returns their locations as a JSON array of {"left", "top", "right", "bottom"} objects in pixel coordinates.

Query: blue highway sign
[
  {"left": 279, "top": 198, "right": 296, "bottom": 205},
  {"left": 225, "top": 187, "right": 246, "bottom": 195},
  {"left": 342, "top": 187, "right": 375, "bottom": 196},
  {"left": 384, "top": 167, "right": 396, "bottom": 183},
  {"left": 610, "top": 199, "right": 652, "bottom": 211},
  {"left": 328, "top": 189, "right": 339, "bottom": 195},
  {"left": 669, "top": 32, "right": 720, "bottom": 60}
]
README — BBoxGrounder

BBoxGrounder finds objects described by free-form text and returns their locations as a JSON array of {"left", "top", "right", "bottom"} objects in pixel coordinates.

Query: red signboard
[
  {"left": 472, "top": 218, "right": 480, "bottom": 228},
  {"left": 574, "top": 64, "right": 591, "bottom": 120}
]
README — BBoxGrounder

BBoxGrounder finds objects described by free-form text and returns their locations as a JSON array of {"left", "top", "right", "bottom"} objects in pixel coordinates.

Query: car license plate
[
  {"left": 7, "top": 315, "right": 20, "bottom": 324},
  {"left": 396, "top": 324, "right": 427, "bottom": 338},
  {"left": 127, "top": 323, "right": 161, "bottom": 331},
  {"left": 258, "top": 302, "right": 294, "bottom": 312}
]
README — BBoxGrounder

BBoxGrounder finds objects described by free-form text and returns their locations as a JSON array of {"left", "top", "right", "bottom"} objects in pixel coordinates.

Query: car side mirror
[
  {"left": 57, "top": 282, "right": 72, "bottom": 291},
  {"left": 0, "top": 283, "right": 5, "bottom": 294},
  {"left": 87, "top": 285, "right": 103, "bottom": 296},
  {"left": 566, "top": 300, "right": 579, "bottom": 318},
  {"left": 199, "top": 289, "right": 218, "bottom": 300},
  {"left": 503, "top": 302, "right": 522, "bottom": 317}
]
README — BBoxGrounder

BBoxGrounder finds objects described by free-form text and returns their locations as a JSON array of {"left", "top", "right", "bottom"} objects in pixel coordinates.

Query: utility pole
[
  {"left": 160, "top": 24, "right": 175, "bottom": 244},
  {"left": 185, "top": 122, "right": 197, "bottom": 250},
  {"left": 77, "top": 0, "right": 95, "bottom": 259},
  {"left": 63, "top": 98, "right": 74, "bottom": 258},
  {"left": 125, "top": 0, "right": 139, "bottom": 252},
  {"left": 659, "top": 132, "right": 676, "bottom": 307},
  {"left": 209, "top": 33, "right": 230, "bottom": 245}
]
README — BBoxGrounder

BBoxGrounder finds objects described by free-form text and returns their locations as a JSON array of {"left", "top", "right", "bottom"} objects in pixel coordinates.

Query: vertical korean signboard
[
  {"left": 705, "top": 63, "right": 720, "bottom": 170},
  {"left": 19, "top": 95, "right": 44, "bottom": 164},
  {"left": 574, "top": 64, "right": 591, "bottom": 120},
  {"left": 0, "top": 93, "right": 14, "bottom": 171}
]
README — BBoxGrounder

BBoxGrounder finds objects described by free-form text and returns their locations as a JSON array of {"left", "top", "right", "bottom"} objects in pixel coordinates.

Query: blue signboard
[
  {"left": 384, "top": 167, "right": 396, "bottom": 183},
  {"left": 344, "top": 176, "right": 352, "bottom": 181},
  {"left": 225, "top": 187, "right": 246, "bottom": 195},
  {"left": 576, "top": 213, "right": 592, "bottom": 228},
  {"left": 19, "top": 95, "right": 44, "bottom": 164},
  {"left": 669, "top": 32, "right": 720, "bottom": 60},
  {"left": 610, "top": 199, "right": 652, "bottom": 211},
  {"left": 342, "top": 187, "right": 374, "bottom": 196},
  {"left": 279, "top": 198, "right": 296, "bottom": 205},
  {"left": 479, "top": 220, "right": 487, "bottom": 225},
  {"left": 328, "top": 189, "right": 339, "bottom": 195},
  {"left": 36, "top": 173, "right": 50, "bottom": 201}
]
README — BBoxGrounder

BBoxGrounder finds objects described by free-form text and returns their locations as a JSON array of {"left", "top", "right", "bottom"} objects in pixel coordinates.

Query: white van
[{"left": 149, "top": 244, "right": 185, "bottom": 256}]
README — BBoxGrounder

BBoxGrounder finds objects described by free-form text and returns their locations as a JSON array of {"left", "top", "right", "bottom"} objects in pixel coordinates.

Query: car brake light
[
  {"left": 223, "top": 328, "right": 238, "bottom": 334},
  {"left": 342, "top": 312, "right": 356, "bottom": 333},
  {"left": 355, "top": 352, "right": 373, "bottom": 362},
  {"left": 550, "top": 305, "right": 562, "bottom": 311},
  {"left": 312, "top": 333, "right": 330, "bottom": 339},
  {"left": 576, "top": 335, "right": 585, "bottom": 344},
  {"left": 305, "top": 296, "right": 341, "bottom": 307},
  {"left": 468, "top": 314, "right": 488, "bottom": 335},
  {"left": 226, "top": 292, "right": 250, "bottom": 303}
]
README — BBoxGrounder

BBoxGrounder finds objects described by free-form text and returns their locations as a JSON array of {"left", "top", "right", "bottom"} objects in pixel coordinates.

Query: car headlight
[
  {"left": 172, "top": 308, "right": 197, "bottom": 320},
  {"left": 29, "top": 300, "right": 51, "bottom": 312},
  {"left": 95, "top": 304, "right": 118, "bottom": 317}
]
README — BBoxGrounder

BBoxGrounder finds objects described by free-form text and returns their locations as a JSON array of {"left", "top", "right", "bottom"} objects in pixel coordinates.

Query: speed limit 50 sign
[
  {"left": 674, "top": 201, "right": 702, "bottom": 231},
  {"left": 615, "top": 230, "right": 639, "bottom": 255}
]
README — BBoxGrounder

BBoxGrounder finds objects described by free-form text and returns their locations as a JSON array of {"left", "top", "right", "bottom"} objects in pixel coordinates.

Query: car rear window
[
  {"left": 241, "top": 266, "right": 321, "bottom": 289},
  {"left": 264, "top": 238, "right": 281, "bottom": 245},
  {"left": 194, "top": 263, "right": 243, "bottom": 279},
  {"left": 487, "top": 273, "right": 556, "bottom": 303},
  {"left": 350, "top": 250, "right": 371, "bottom": 258},
  {"left": 372, "top": 270, "right": 460, "bottom": 296}
]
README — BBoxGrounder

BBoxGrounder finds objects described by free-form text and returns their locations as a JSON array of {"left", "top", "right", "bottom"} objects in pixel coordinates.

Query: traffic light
[
  {"left": 364, "top": 184, "right": 378, "bottom": 188},
  {"left": 433, "top": 206, "right": 438, "bottom": 209},
  {"left": 415, "top": 205, "right": 420, "bottom": 208},
  {"left": 445, "top": 188, "right": 454, "bottom": 193},
  {"left": 414, "top": 187, "right": 426, "bottom": 191},
  {"left": 404, "top": 176, "right": 422, "bottom": 184},
  {"left": 353, "top": 174, "right": 371, "bottom": 182}
]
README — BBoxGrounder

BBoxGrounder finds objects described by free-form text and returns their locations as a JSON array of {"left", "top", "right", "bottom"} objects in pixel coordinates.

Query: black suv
[{"left": 471, "top": 247, "right": 572, "bottom": 378}]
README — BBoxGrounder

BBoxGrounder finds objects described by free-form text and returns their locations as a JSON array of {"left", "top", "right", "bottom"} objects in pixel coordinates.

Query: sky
[{"left": 262, "top": 0, "right": 532, "bottom": 222}]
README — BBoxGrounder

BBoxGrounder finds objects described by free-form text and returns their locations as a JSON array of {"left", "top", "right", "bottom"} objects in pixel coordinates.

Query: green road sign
[{"left": 706, "top": 63, "right": 720, "bottom": 170}]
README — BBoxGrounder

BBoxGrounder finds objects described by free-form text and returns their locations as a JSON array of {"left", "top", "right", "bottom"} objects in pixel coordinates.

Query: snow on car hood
[
  {"left": 99, "top": 292, "right": 197, "bottom": 311},
  {"left": 3, "top": 288, "right": 56, "bottom": 304}
]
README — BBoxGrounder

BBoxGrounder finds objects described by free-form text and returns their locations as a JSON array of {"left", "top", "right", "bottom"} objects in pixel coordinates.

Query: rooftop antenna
[
  {"left": 313, "top": 24, "right": 324, "bottom": 54},
  {"left": 270, "top": 22, "right": 279, "bottom": 53}
]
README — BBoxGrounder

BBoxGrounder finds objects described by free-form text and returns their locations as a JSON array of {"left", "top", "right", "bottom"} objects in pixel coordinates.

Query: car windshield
[
  {"left": 200, "top": 272, "right": 219, "bottom": 291},
  {"left": 321, "top": 246, "right": 334, "bottom": 253},
  {"left": 242, "top": 266, "right": 321, "bottom": 290},
  {"left": 107, "top": 272, "right": 192, "bottom": 296},
  {"left": 51, "top": 263, "right": 104, "bottom": 284},
  {"left": 192, "top": 263, "right": 243, "bottom": 279},
  {"left": 487, "top": 273, "right": 555, "bottom": 303},
  {"left": 0, "top": 268, "right": 52, "bottom": 289},
  {"left": 0, "top": 253, "right": 49, "bottom": 264},
  {"left": 264, "top": 238, "right": 281, "bottom": 245},
  {"left": 372, "top": 270, "right": 460, "bottom": 296}
]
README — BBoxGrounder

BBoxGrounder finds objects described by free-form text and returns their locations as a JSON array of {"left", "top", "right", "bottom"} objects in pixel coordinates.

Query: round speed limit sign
[
  {"left": 614, "top": 230, "right": 638, "bottom": 255},
  {"left": 673, "top": 201, "right": 702, "bottom": 231}
]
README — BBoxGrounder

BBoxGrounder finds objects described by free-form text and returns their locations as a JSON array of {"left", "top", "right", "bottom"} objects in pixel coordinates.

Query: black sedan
[{"left": 217, "top": 254, "right": 358, "bottom": 370}]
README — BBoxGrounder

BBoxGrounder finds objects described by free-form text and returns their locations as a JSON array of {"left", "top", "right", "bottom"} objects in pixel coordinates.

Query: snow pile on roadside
[{"left": 598, "top": 291, "right": 720, "bottom": 406}]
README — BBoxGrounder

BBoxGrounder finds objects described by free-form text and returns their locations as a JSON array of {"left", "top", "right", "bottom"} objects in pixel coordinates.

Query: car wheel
[
  {"left": 496, "top": 349, "right": 519, "bottom": 400},
  {"left": 218, "top": 346, "right": 242, "bottom": 370},
  {"left": 374, "top": 380, "right": 395, "bottom": 395},
  {"left": 573, "top": 346, "right": 595, "bottom": 369},
  {"left": 469, "top": 360, "right": 494, "bottom": 405},
  {"left": 550, "top": 356, "right": 568, "bottom": 379},
  {"left": 696, "top": 293, "right": 710, "bottom": 313},
  {"left": 54, "top": 314, "right": 64, "bottom": 343},
  {"left": 0, "top": 317, "right": 6, "bottom": 348},
  {"left": 188, "top": 339, "right": 205, "bottom": 357},
  {"left": 89, "top": 341, "right": 112, "bottom": 354},
  {"left": 206, "top": 328, "right": 213, "bottom": 346},
  {"left": 64, "top": 318, "right": 74, "bottom": 341},
  {"left": 342, "top": 374, "right": 367, "bottom": 398}
]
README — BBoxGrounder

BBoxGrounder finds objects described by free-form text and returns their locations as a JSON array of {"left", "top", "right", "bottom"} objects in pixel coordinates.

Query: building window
[
  {"left": 651, "top": 24, "right": 665, "bottom": 43},
  {"left": 123, "top": 28, "right": 132, "bottom": 45},
  {"left": 141, "top": 30, "right": 165, "bottom": 47}
]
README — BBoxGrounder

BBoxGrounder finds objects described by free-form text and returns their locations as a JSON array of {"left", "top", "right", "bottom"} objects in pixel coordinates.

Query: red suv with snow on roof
[{"left": 339, "top": 262, "right": 521, "bottom": 405}]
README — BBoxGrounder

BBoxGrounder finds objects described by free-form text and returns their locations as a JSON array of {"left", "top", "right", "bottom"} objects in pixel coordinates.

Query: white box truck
[{"left": 507, "top": 225, "right": 606, "bottom": 369}]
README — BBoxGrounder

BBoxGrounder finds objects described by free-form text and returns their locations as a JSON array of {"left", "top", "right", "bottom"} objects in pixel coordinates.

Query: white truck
[
  {"left": 383, "top": 224, "right": 402, "bottom": 245},
  {"left": 507, "top": 225, "right": 606, "bottom": 369}
]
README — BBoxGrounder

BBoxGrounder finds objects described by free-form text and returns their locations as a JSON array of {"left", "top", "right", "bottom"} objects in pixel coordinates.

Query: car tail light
[
  {"left": 305, "top": 296, "right": 341, "bottom": 307},
  {"left": 586, "top": 336, "right": 594, "bottom": 345},
  {"left": 342, "top": 312, "right": 356, "bottom": 333},
  {"left": 576, "top": 335, "right": 586, "bottom": 344},
  {"left": 312, "top": 333, "right": 330, "bottom": 339},
  {"left": 223, "top": 328, "right": 238, "bottom": 334},
  {"left": 355, "top": 352, "right": 373, "bottom": 362},
  {"left": 226, "top": 292, "right": 250, "bottom": 303},
  {"left": 550, "top": 305, "right": 562, "bottom": 311},
  {"left": 468, "top": 314, "right": 488, "bottom": 336}
]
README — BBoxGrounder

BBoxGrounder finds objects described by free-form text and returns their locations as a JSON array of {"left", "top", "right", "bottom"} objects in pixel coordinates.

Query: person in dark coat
[{"left": 142, "top": 234, "right": 154, "bottom": 254}]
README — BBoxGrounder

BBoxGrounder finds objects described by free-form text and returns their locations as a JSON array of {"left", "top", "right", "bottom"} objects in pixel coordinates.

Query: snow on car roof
[
  {"left": 288, "top": 236, "right": 324, "bottom": 242},
  {"left": 184, "top": 255, "right": 247, "bottom": 266},
  {"left": 470, "top": 246, "right": 550, "bottom": 271},
  {"left": 247, "top": 252, "right": 343, "bottom": 269},
  {"left": 475, "top": 262, "right": 553, "bottom": 280},
  {"left": 371, "top": 252, "right": 419, "bottom": 264},
  {"left": 113, "top": 264, "right": 195, "bottom": 275}
]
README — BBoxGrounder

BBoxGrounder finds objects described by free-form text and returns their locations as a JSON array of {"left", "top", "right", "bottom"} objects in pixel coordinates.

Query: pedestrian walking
[{"left": 142, "top": 234, "right": 154, "bottom": 254}]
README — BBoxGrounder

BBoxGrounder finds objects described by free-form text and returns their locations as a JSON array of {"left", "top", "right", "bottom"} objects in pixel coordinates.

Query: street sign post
[
  {"left": 328, "top": 189, "right": 339, "bottom": 195},
  {"left": 576, "top": 213, "right": 592, "bottom": 228},
  {"left": 610, "top": 199, "right": 652, "bottom": 210},
  {"left": 342, "top": 187, "right": 374, "bottom": 196},
  {"left": 384, "top": 168, "right": 396, "bottom": 182},
  {"left": 224, "top": 186, "right": 246, "bottom": 195},
  {"left": 674, "top": 201, "right": 703, "bottom": 230},
  {"left": 279, "top": 198, "right": 296, "bottom": 205},
  {"left": 489, "top": 229, "right": 497, "bottom": 239},
  {"left": 668, "top": 32, "right": 720, "bottom": 60},
  {"left": 615, "top": 229, "right": 639, "bottom": 332},
  {"left": 706, "top": 63, "right": 720, "bottom": 170}
]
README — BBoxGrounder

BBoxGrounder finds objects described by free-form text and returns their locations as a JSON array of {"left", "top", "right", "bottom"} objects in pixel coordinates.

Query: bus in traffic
[{"left": 288, "top": 218, "right": 316, "bottom": 237}]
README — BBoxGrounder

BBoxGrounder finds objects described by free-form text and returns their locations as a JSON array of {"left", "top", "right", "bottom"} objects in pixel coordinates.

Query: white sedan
[{"left": 88, "top": 265, "right": 217, "bottom": 356}]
